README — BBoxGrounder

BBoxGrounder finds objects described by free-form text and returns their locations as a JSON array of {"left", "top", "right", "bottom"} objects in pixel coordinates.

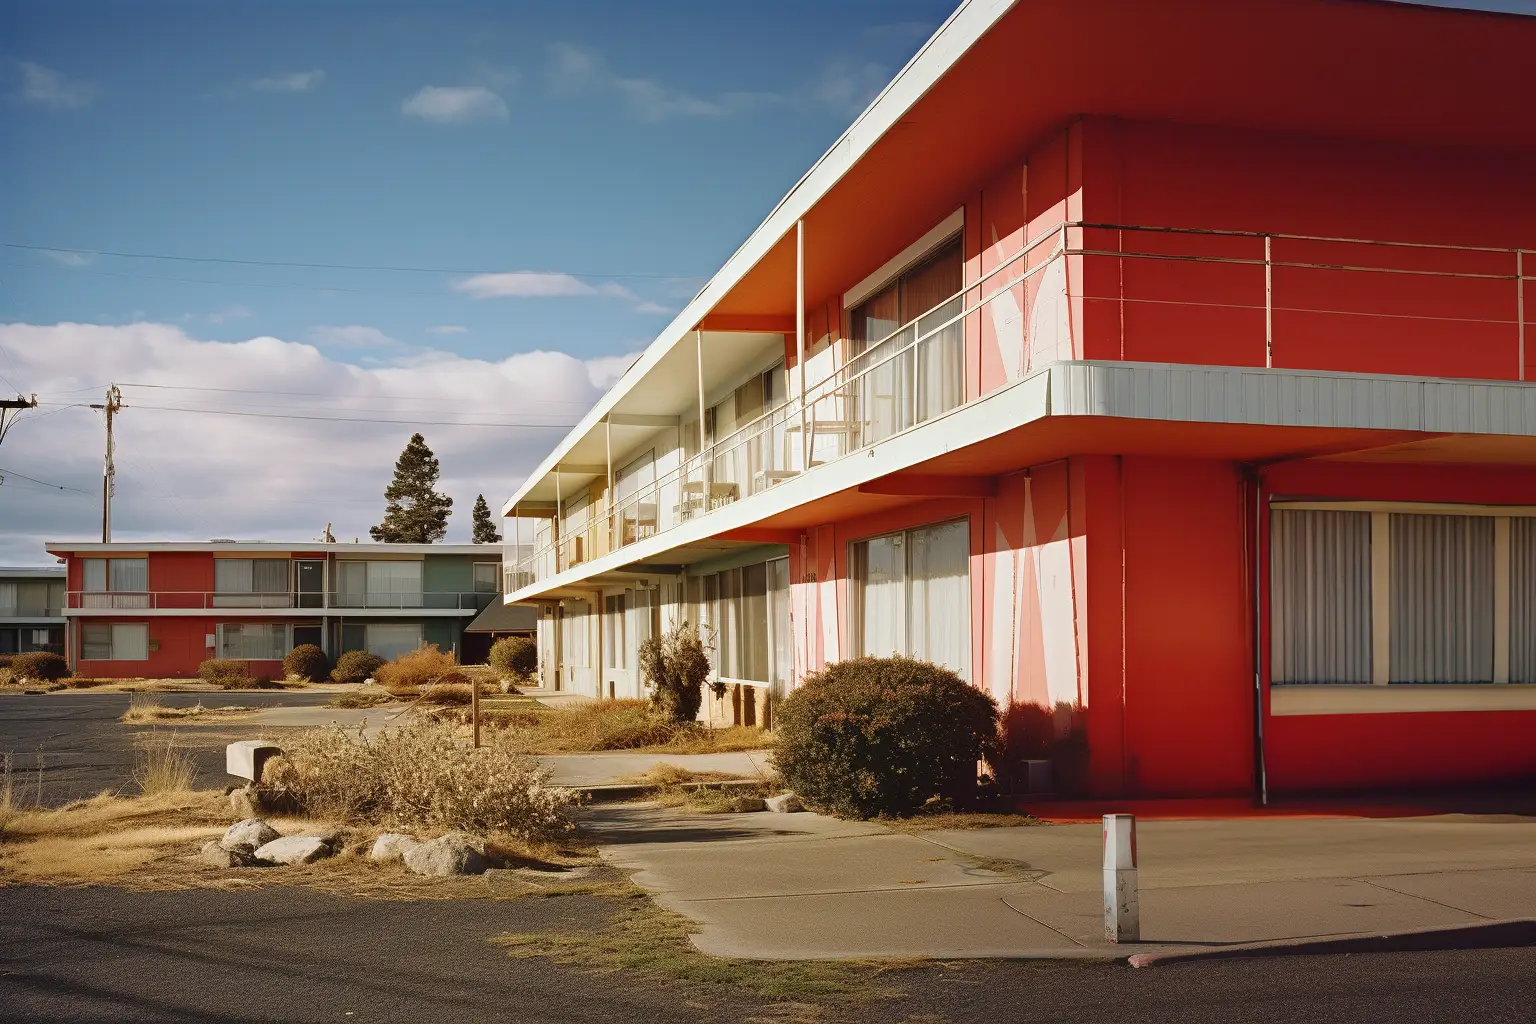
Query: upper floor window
[
  {"left": 334, "top": 560, "right": 423, "bottom": 608},
  {"left": 81, "top": 558, "right": 148, "bottom": 609},
  {"left": 0, "top": 581, "right": 63, "bottom": 617},
  {"left": 472, "top": 562, "right": 499, "bottom": 593},
  {"left": 214, "top": 558, "right": 291, "bottom": 608}
]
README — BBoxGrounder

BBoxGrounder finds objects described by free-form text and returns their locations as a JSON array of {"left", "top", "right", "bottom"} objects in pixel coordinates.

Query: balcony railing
[
  {"left": 66, "top": 590, "right": 491, "bottom": 611},
  {"left": 0, "top": 603, "right": 65, "bottom": 618},
  {"left": 506, "top": 220, "right": 1533, "bottom": 594}
]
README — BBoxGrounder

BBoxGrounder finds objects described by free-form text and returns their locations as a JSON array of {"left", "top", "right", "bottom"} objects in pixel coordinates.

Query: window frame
[
  {"left": 1269, "top": 499, "right": 1536, "bottom": 715},
  {"left": 849, "top": 516, "right": 972, "bottom": 681},
  {"left": 80, "top": 622, "right": 150, "bottom": 661}
]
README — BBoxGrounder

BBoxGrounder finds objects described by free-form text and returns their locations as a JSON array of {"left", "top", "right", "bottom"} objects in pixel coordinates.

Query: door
[{"left": 295, "top": 560, "right": 325, "bottom": 609}]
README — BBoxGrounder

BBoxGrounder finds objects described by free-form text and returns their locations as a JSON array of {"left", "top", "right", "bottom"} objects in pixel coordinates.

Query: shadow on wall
[{"left": 1000, "top": 701, "right": 1087, "bottom": 796}]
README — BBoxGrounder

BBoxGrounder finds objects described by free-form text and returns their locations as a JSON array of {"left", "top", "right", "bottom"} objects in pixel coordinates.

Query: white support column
[
  {"left": 796, "top": 218, "right": 807, "bottom": 471},
  {"left": 1103, "top": 813, "right": 1140, "bottom": 943}
]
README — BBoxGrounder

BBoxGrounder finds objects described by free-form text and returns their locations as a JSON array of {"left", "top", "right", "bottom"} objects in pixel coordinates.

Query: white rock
[
  {"left": 200, "top": 840, "right": 254, "bottom": 868},
  {"left": 370, "top": 832, "right": 420, "bottom": 864},
  {"left": 404, "top": 832, "right": 487, "bottom": 876},
  {"left": 221, "top": 818, "right": 280, "bottom": 852},
  {"left": 765, "top": 793, "right": 804, "bottom": 813},
  {"left": 254, "top": 835, "right": 334, "bottom": 866}
]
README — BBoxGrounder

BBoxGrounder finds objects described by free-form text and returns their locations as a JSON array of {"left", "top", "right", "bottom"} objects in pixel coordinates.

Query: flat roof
[
  {"left": 44, "top": 542, "right": 501, "bottom": 556},
  {"left": 0, "top": 566, "right": 66, "bottom": 577}
]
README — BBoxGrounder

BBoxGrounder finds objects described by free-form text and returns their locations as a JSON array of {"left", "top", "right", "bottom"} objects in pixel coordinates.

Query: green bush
[
  {"left": 331, "top": 649, "right": 386, "bottom": 685},
  {"left": 198, "top": 658, "right": 252, "bottom": 686},
  {"left": 772, "top": 657, "right": 1000, "bottom": 819},
  {"left": 11, "top": 651, "right": 69, "bottom": 682},
  {"left": 281, "top": 644, "right": 330, "bottom": 683},
  {"left": 638, "top": 621, "right": 715, "bottom": 725},
  {"left": 488, "top": 636, "right": 537, "bottom": 679}
]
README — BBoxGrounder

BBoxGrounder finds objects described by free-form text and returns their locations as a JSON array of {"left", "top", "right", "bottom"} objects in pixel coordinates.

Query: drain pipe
[{"left": 1247, "top": 466, "right": 1269, "bottom": 807}]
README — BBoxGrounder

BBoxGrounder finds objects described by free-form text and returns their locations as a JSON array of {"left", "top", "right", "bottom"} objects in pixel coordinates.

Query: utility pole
[
  {"left": 0, "top": 394, "right": 38, "bottom": 448},
  {"left": 89, "top": 385, "right": 123, "bottom": 542}
]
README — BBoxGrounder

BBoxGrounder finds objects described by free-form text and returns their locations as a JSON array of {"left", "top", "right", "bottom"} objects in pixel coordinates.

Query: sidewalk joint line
[{"left": 1355, "top": 876, "right": 1496, "bottom": 920}]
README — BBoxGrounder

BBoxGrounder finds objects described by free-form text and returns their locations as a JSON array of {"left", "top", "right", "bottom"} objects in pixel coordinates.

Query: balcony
[
  {"left": 505, "top": 220, "right": 1534, "bottom": 596},
  {"left": 67, "top": 591, "right": 491, "bottom": 611}
]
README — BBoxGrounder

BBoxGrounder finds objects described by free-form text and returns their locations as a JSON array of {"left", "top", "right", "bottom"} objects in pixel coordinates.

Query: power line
[
  {"left": 1, "top": 241, "right": 706, "bottom": 281},
  {"left": 126, "top": 403, "right": 580, "bottom": 429},
  {"left": 115, "top": 381, "right": 595, "bottom": 411},
  {"left": 0, "top": 465, "right": 92, "bottom": 495}
]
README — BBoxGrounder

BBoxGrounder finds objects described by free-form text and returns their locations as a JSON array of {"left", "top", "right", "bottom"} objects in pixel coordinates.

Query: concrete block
[{"left": 226, "top": 740, "right": 282, "bottom": 783}]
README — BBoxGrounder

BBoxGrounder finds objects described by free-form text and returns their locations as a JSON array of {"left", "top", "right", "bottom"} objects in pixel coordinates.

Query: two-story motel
[
  {"left": 500, "top": 0, "right": 1536, "bottom": 799},
  {"left": 43, "top": 543, "right": 503, "bottom": 678}
]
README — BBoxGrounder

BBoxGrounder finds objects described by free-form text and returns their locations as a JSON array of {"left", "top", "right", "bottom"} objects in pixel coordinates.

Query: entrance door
[{"left": 295, "top": 560, "right": 325, "bottom": 609}]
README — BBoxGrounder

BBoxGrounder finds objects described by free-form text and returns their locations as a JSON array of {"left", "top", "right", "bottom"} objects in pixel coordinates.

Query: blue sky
[
  {"left": 0, "top": 0, "right": 1532, "bottom": 563},
  {"left": 1, "top": 0, "right": 950, "bottom": 360}
]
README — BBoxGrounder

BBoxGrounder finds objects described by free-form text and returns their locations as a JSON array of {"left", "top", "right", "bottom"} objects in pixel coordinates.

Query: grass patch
[
  {"left": 616, "top": 764, "right": 773, "bottom": 815},
  {"left": 131, "top": 732, "right": 199, "bottom": 795},
  {"left": 478, "top": 698, "right": 771, "bottom": 755},
  {"left": 326, "top": 687, "right": 396, "bottom": 710},
  {"left": 494, "top": 884, "right": 914, "bottom": 1005},
  {"left": 121, "top": 694, "right": 256, "bottom": 725},
  {"left": 879, "top": 812, "right": 1044, "bottom": 833}
]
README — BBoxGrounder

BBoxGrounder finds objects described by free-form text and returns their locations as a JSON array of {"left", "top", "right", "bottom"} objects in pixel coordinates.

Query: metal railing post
[{"left": 1264, "top": 234, "right": 1274, "bottom": 369}]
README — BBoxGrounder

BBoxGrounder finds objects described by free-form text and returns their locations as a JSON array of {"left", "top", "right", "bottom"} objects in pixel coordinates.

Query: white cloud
[
  {"left": 43, "top": 249, "right": 96, "bottom": 267},
  {"left": 18, "top": 62, "right": 94, "bottom": 109},
  {"left": 206, "top": 304, "right": 253, "bottom": 325},
  {"left": 309, "top": 325, "right": 401, "bottom": 349},
  {"left": 401, "top": 85, "right": 508, "bottom": 123},
  {"left": 810, "top": 59, "right": 890, "bottom": 117},
  {"left": 449, "top": 271, "right": 669, "bottom": 315},
  {"left": 427, "top": 325, "right": 468, "bottom": 335},
  {"left": 0, "top": 321, "right": 630, "bottom": 562},
  {"left": 548, "top": 44, "right": 773, "bottom": 122},
  {"left": 252, "top": 70, "right": 325, "bottom": 93}
]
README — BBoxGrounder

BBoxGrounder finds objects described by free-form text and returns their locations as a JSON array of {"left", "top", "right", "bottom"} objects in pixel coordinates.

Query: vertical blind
[
  {"left": 1269, "top": 509, "right": 1372, "bottom": 684},
  {"left": 1512, "top": 518, "right": 1536, "bottom": 685},
  {"left": 1389, "top": 514, "right": 1493, "bottom": 683}
]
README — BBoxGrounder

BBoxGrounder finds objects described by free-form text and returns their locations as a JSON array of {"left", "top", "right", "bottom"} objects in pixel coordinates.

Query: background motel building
[
  {"left": 0, "top": 566, "right": 65, "bottom": 656},
  {"left": 43, "top": 542, "right": 507, "bottom": 678},
  {"left": 499, "top": 0, "right": 1536, "bottom": 800}
]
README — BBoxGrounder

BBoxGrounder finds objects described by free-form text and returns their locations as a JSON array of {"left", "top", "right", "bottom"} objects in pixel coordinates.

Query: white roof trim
[{"left": 502, "top": 0, "right": 1019, "bottom": 517}]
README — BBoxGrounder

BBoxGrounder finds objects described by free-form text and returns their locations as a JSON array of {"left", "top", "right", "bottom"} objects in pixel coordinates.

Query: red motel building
[{"left": 499, "top": 0, "right": 1536, "bottom": 801}]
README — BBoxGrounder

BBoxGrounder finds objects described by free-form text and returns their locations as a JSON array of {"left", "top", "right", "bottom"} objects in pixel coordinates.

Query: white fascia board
[
  {"left": 45, "top": 543, "right": 493, "bottom": 556},
  {"left": 500, "top": 0, "right": 1020, "bottom": 518},
  {"left": 63, "top": 608, "right": 479, "bottom": 618}
]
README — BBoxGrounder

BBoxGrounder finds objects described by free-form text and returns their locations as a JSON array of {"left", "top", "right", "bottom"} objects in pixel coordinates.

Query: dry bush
[
  {"left": 419, "top": 682, "right": 475, "bottom": 706},
  {"left": 326, "top": 686, "right": 394, "bottom": 709},
  {"left": 131, "top": 734, "right": 198, "bottom": 795},
  {"left": 374, "top": 644, "right": 460, "bottom": 696},
  {"left": 263, "top": 720, "right": 571, "bottom": 840},
  {"left": 121, "top": 695, "right": 255, "bottom": 725},
  {"left": 484, "top": 700, "right": 770, "bottom": 755}
]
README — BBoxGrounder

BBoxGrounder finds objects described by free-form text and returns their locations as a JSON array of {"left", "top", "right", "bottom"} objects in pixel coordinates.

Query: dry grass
[
  {"left": 481, "top": 699, "right": 771, "bottom": 755},
  {"left": 494, "top": 883, "right": 915, "bottom": 1005},
  {"left": 130, "top": 733, "right": 200, "bottom": 795},
  {"left": 326, "top": 687, "right": 396, "bottom": 709},
  {"left": 120, "top": 694, "right": 257, "bottom": 725},
  {"left": 616, "top": 764, "right": 776, "bottom": 815},
  {"left": 880, "top": 811, "right": 1044, "bottom": 833}
]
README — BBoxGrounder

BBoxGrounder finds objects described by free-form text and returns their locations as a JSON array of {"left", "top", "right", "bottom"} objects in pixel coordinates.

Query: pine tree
[
  {"left": 369, "top": 433, "right": 453, "bottom": 543},
  {"left": 471, "top": 493, "right": 501, "bottom": 544}
]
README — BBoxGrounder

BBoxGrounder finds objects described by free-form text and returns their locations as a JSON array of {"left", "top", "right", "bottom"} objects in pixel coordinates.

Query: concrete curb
[
  {"left": 1126, "top": 918, "right": 1536, "bottom": 967},
  {"left": 573, "top": 779, "right": 762, "bottom": 803}
]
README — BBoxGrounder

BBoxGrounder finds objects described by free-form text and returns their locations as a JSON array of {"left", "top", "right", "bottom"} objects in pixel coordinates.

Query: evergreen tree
[
  {"left": 471, "top": 493, "right": 501, "bottom": 544},
  {"left": 369, "top": 433, "right": 453, "bottom": 543}
]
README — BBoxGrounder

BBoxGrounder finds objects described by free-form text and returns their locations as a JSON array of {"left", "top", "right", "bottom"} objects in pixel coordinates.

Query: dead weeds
[
  {"left": 880, "top": 812, "right": 1044, "bottom": 833},
  {"left": 120, "top": 694, "right": 257, "bottom": 725},
  {"left": 474, "top": 698, "right": 772, "bottom": 755}
]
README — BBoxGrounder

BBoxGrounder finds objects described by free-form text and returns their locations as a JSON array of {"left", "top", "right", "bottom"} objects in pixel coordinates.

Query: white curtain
[
  {"left": 1513, "top": 518, "right": 1536, "bottom": 684},
  {"left": 83, "top": 559, "right": 107, "bottom": 593},
  {"left": 768, "top": 558, "right": 792, "bottom": 696},
  {"left": 915, "top": 298, "right": 965, "bottom": 423},
  {"left": 219, "top": 622, "right": 287, "bottom": 660},
  {"left": 335, "top": 561, "right": 366, "bottom": 607},
  {"left": 1270, "top": 509, "right": 1372, "bottom": 684},
  {"left": 365, "top": 623, "right": 422, "bottom": 661},
  {"left": 110, "top": 558, "right": 147, "bottom": 592},
  {"left": 856, "top": 533, "right": 906, "bottom": 658},
  {"left": 368, "top": 562, "right": 423, "bottom": 608},
  {"left": 908, "top": 520, "right": 971, "bottom": 679},
  {"left": 215, "top": 559, "right": 254, "bottom": 594},
  {"left": 1390, "top": 514, "right": 1494, "bottom": 683}
]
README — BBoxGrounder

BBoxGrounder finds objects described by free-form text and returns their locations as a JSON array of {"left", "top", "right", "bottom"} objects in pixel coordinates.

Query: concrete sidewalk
[{"left": 584, "top": 804, "right": 1536, "bottom": 960}]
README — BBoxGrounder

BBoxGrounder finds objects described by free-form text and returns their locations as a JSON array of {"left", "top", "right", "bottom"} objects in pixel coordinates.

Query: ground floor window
[
  {"left": 81, "top": 622, "right": 149, "bottom": 661},
  {"left": 217, "top": 622, "right": 289, "bottom": 661},
  {"left": 1271, "top": 504, "right": 1536, "bottom": 685},
  {"left": 851, "top": 518, "right": 971, "bottom": 680},
  {"left": 561, "top": 600, "right": 591, "bottom": 668},
  {"left": 364, "top": 623, "right": 423, "bottom": 661},
  {"left": 683, "top": 556, "right": 791, "bottom": 693},
  {"left": 0, "top": 625, "right": 64, "bottom": 654}
]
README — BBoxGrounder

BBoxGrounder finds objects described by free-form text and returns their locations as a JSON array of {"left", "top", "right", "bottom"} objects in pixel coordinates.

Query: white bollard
[{"left": 1103, "top": 813, "right": 1140, "bottom": 942}]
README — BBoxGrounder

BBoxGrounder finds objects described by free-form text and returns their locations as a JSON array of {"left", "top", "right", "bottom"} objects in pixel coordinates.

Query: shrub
[
  {"left": 374, "top": 644, "right": 457, "bottom": 695},
  {"left": 263, "top": 719, "right": 572, "bottom": 840},
  {"left": 282, "top": 644, "right": 330, "bottom": 683},
  {"left": 488, "top": 636, "right": 537, "bottom": 679},
  {"left": 420, "top": 682, "right": 474, "bottom": 706},
  {"left": 773, "top": 657, "right": 1000, "bottom": 819},
  {"left": 330, "top": 650, "right": 386, "bottom": 685},
  {"left": 11, "top": 652, "right": 69, "bottom": 682},
  {"left": 638, "top": 621, "right": 716, "bottom": 725},
  {"left": 198, "top": 658, "right": 252, "bottom": 686}
]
